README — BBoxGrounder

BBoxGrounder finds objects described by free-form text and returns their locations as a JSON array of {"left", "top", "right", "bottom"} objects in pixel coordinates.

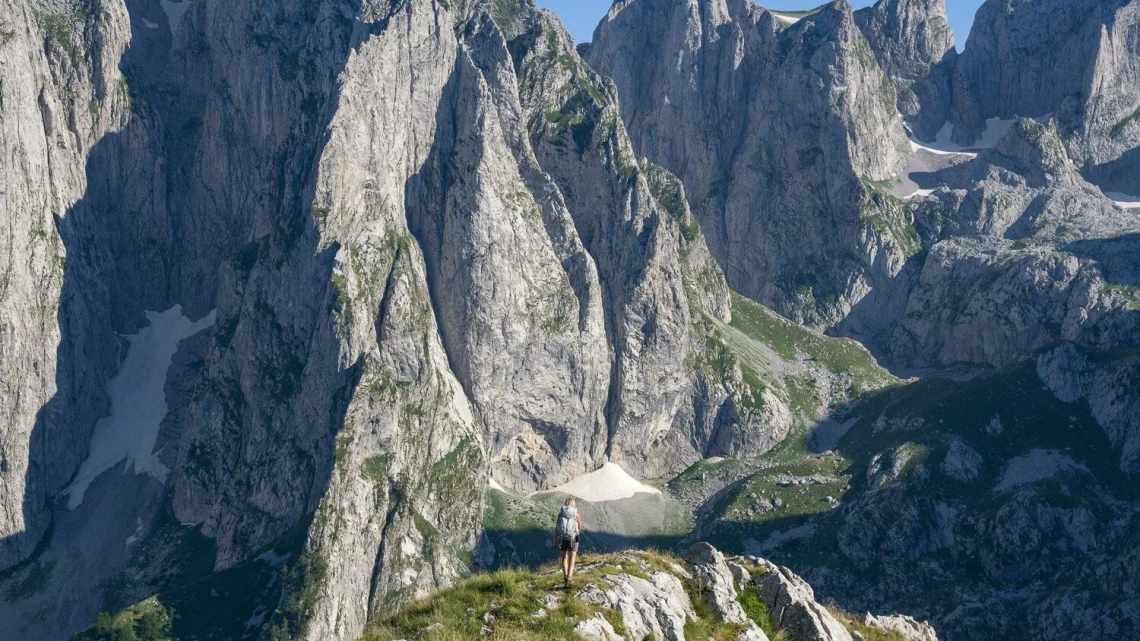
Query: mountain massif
[{"left": 0, "top": 1, "right": 1138, "bottom": 640}]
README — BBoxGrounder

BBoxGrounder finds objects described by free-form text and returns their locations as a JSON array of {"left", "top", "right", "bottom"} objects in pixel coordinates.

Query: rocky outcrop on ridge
[{"left": 364, "top": 544, "right": 935, "bottom": 641}]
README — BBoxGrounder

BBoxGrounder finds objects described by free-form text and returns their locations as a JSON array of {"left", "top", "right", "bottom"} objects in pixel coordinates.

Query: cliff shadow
[
  {"left": 0, "top": 1, "right": 380, "bottom": 639},
  {"left": 1064, "top": 232, "right": 1140, "bottom": 286}
]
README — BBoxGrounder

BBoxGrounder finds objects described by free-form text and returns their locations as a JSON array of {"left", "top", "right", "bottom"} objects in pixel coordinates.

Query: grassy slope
[
  {"left": 361, "top": 550, "right": 905, "bottom": 641},
  {"left": 726, "top": 292, "right": 896, "bottom": 394}
]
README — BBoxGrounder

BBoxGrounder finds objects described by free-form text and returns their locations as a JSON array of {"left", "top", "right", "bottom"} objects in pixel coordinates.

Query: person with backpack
[{"left": 554, "top": 496, "right": 583, "bottom": 587}]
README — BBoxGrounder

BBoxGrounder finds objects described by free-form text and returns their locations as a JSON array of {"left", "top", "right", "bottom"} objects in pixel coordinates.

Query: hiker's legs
[
  {"left": 568, "top": 545, "right": 578, "bottom": 581},
  {"left": 559, "top": 549, "right": 569, "bottom": 581}
]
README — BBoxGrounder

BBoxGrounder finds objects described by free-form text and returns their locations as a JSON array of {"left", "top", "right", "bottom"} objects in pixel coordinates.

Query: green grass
[
  {"left": 859, "top": 181, "right": 921, "bottom": 256},
  {"left": 711, "top": 455, "right": 850, "bottom": 528},
  {"left": 361, "top": 548, "right": 763, "bottom": 640},
  {"left": 644, "top": 161, "right": 687, "bottom": 221},
  {"left": 362, "top": 557, "right": 636, "bottom": 641},
  {"left": 752, "top": 359, "right": 1137, "bottom": 573},
  {"left": 544, "top": 107, "right": 584, "bottom": 128},
  {"left": 36, "top": 6, "right": 86, "bottom": 59},
  {"left": 73, "top": 597, "right": 173, "bottom": 641},
  {"left": 361, "top": 454, "right": 391, "bottom": 482},
  {"left": 728, "top": 292, "right": 895, "bottom": 392},
  {"left": 738, "top": 588, "right": 786, "bottom": 641}
]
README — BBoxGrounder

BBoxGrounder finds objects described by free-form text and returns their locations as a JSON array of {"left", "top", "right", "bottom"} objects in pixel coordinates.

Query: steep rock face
[
  {"left": 509, "top": 9, "right": 762, "bottom": 480},
  {"left": 854, "top": 0, "right": 956, "bottom": 140},
  {"left": 587, "top": 0, "right": 912, "bottom": 327},
  {"left": 1, "top": 1, "right": 796, "bottom": 639},
  {"left": 953, "top": 0, "right": 1140, "bottom": 178},
  {"left": 0, "top": 0, "right": 151, "bottom": 570}
]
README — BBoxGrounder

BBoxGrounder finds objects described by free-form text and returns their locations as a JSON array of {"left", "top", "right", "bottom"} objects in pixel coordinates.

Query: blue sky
[{"left": 536, "top": 0, "right": 984, "bottom": 50}]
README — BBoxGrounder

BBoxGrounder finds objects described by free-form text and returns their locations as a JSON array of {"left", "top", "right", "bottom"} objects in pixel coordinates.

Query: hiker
[{"left": 554, "top": 496, "right": 582, "bottom": 587}]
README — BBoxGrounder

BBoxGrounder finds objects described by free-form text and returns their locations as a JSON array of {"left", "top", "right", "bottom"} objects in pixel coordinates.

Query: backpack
[{"left": 555, "top": 505, "right": 579, "bottom": 542}]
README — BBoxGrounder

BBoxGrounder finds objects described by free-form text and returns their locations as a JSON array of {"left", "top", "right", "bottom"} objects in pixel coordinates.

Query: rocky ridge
[{"left": 362, "top": 542, "right": 936, "bottom": 641}]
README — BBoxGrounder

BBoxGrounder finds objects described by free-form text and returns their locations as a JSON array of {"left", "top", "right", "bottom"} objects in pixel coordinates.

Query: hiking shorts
[{"left": 559, "top": 535, "right": 580, "bottom": 552}]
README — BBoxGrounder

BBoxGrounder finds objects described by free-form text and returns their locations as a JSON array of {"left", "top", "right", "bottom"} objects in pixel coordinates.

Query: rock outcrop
[
  {"left": 3, "top": 2, "right": 1140, "bottom": 641},
  {"left": 366, "top": 545, "right": 934, "bottom": 641},
  {"left": 578, "top": 567, "right": 696, "bottom": 641},
  {"left": 686, "top": 542, "right": 767, "bottom": 637},
  {"left": 754, "top": 559, "right": 853, "bottom": 641},
  {"left": 878, "top": 120, "right": 1140, "bottom": 369}
]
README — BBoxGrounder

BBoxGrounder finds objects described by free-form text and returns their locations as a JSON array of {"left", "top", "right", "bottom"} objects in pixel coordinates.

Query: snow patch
[
  {"left": 64, "top": 306, "right": 216, "bottom": 509},
  {"left": 161, "top": 0, "right": 192, "bottom": 37},
  {"left": 908, "top": 138, "right": 976, "bottom": 158},
  {"left": 995, "top": 449, "right": 1087, "bottom": 492},
  {"left": 904, "top": 187, "right": 936, "bottom": 199},
  {"left": 543, "top": 462, "right": 661, "bottom": 503},
  {"left": 771, "top": 11, "right": 803, "bottom": 26},
  {"left": 1105, "top": 191, "right": 1140, "bottom": 209},
  {"left": 487, "top": 477, "right": 507, "bottom": 493},
  {"left": 140, "top": 17, "right": 159, "bottom": 29}
]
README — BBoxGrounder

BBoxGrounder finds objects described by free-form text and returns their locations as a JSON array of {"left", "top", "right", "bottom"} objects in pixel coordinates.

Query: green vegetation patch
[
  {"left": 74, "top": 597, "right": 173, "bottom": 641},
  {"left": 363, "top": 557, "right": 651, "bottom": 641},
  {"left": 712, "top": 455, "right": 850, "bottom": 529},
  {"left": 35, "top": 5, "right": 87, "bottom": 59},
  {"left": 645, "top": 161, "right": 687, "bottom": 221},
  {"left": 738, "top": 588, "right": 785, "bottom": 640},
  {"left": 859, "top": 181, "right": 921, "bottom": 257},
  {"left": 361, "top": 454, "right": 391, "bottom": 482},
  {"left": 728, "top": 292, "right": 895, "bottom": 391}
]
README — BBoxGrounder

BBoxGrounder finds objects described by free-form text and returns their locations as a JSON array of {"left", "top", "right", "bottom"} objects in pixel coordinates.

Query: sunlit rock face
[{"left": 587, "top": 0, "right": 913, "bottom": 329}]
